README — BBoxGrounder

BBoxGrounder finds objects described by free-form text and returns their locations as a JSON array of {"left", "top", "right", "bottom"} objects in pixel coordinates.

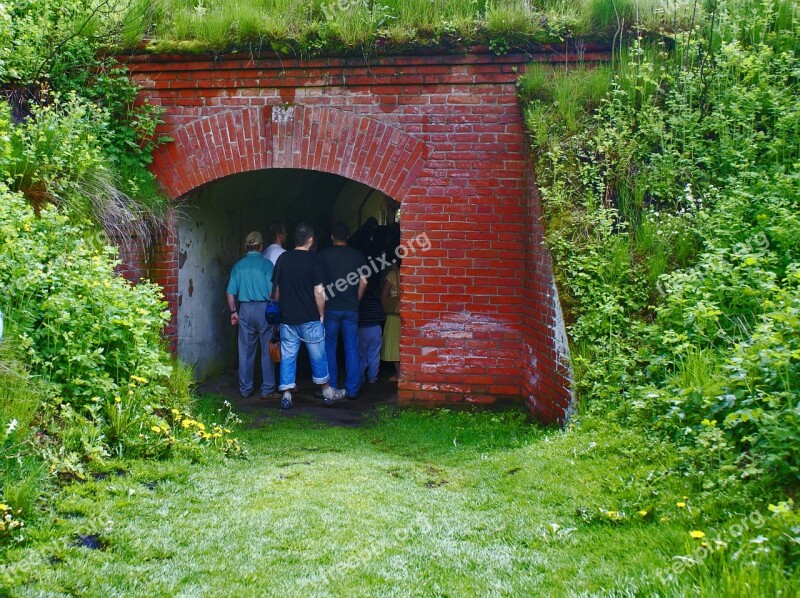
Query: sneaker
[
  {"left": 322, "top": 388, "right": 346, "bottom": 407},
  {"left": 280, "top": 392, "right": 293, "bottom": 410}
]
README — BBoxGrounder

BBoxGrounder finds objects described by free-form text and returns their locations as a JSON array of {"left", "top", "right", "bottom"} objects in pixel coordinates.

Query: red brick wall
[{"left": 122, "top": 46, "right": 608, "bottom": 424}]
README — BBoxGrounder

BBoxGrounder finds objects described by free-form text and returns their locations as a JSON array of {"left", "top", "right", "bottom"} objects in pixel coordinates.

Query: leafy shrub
[
  {"left": 0, "top": 188, "right": 238, "bottom": 467},
  {"left": 526, "top": 0, "right": 799, "bottom": 491}
]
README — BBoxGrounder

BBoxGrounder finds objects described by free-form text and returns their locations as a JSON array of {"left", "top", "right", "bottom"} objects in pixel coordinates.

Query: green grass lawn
[{"left": 1, "top": 397, "right": 794, "bottom": 596}]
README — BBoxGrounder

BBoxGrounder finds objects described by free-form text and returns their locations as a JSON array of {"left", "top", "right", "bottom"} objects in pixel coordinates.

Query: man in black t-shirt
[
  {"left": 319, "top": 222, "right": 369, "bottom": 399},
  {"left": 272, "top": 223, "right": 346, "bottom": 409}
]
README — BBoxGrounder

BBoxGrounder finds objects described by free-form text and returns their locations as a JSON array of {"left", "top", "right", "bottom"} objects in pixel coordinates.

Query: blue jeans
[
  {"left": 324, "top": 310, "right": 361, "bottom": 395},
  {"left": 279, "top": 320, "right": 329, "bottom": 391},
  {"left": 358, "top": 324, "right": 382, "bottom": 383}
]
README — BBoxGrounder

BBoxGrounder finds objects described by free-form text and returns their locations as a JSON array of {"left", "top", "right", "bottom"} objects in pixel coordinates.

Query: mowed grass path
[{"left": 3, "top": 399, "right": 701, "bottom": 596}]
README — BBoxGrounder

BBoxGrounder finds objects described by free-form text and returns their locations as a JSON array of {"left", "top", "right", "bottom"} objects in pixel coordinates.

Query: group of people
[{"left": 225, "top": 219, "right": 401, "bottom": 409}]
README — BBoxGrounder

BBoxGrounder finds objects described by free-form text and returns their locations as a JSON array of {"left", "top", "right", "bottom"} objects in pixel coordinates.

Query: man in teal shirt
[{"left": 226, "top": 231, "right": 278, "bottom": 399}]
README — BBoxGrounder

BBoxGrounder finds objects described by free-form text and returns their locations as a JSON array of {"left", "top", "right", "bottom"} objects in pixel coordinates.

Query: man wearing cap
[{"left": 226, "top": 231, "right": 279, "bottom": 399}]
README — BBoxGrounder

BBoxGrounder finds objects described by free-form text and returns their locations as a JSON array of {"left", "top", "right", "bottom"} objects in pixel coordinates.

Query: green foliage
[
  {"left": 129, "top": 0, "right": 695, "bottom": 55},
  {"left": 2, "top": 94, "right": 110, "bottom": 212},
  {"left": 0, "top": 188, "right": 240, "bottom": 537},
  {"left": 0, "top": 189, "right": 178, "bottom": 448},
  {"left": 0, "top": 331, "right": 51, "bottom": 537},
  {"left": 0, "top": 0, "right": 240, "bottom": 545},
  {"left": 526, "top": 0, "right": 799, "bottom": 500},
  {"left": 0, "top": 0, "right": 168, "bottom": 219}
]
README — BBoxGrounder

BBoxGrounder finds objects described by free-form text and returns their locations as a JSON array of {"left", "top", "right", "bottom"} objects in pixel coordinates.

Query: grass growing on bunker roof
[{"left": 116, "top": 0, "right": 698, "bottom": 55}]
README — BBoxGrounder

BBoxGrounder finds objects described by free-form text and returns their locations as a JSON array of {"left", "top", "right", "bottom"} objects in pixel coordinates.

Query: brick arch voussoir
[{"left": 150, "top": 105, "right": 430, "bottom": 202}]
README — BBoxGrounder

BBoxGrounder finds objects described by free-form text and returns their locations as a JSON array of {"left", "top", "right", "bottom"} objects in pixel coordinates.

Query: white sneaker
[{"left": 322, "top": 388, "right": 346, "bottom": 407}]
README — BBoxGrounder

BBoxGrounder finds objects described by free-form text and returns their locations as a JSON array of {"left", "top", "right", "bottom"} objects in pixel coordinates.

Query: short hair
[
  {"left": 265, "top": 221, "right": 285, "bottom": 245},
  {"left": 294, "top": 222, "right": 314, "bottom": 247},
  {"left": 330, "top": 221, "right": 350, "bottom": 242}
]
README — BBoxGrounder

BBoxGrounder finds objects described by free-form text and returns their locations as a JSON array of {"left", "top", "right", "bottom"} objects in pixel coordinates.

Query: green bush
[
  {"left": 0, "top": 189, "right": 243, "bottom": 468},
  {"left": 526, "top": 0, "right": 799, "bottom": 491}
]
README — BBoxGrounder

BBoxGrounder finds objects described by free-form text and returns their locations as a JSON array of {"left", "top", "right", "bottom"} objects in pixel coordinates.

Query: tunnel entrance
[
  {"left": 176, "top": 168, "right": 399, "bottom": 381},
  {"left": 127, "top": 51, "right": 584, "bottom": 422}
]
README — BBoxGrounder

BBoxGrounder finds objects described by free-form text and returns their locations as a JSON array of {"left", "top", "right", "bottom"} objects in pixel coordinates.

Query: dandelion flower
[
  {"left": 676, "top": 502, "right": 686, "bottom": 508},
  {"left": 638, "top": 510, "right": 648, "bottom": 517},
  {"left": 151, "top": 426, "right": 162, "bottom": 434},
  {"left": 689, "top": 530, "right": 705, "bottom": 539}
]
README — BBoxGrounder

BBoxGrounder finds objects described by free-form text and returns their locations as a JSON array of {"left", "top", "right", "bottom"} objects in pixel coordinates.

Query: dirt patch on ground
[{"left": 197, "top": 369, "right": 398, "bottom": 428}]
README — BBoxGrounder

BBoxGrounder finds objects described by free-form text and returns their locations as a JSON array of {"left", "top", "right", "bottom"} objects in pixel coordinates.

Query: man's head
[
  {"left": 363, "top": 217, "right": 379, "bottom": 233},
  {"left": 245, "top": 231, "right": 263, "bottom": 251},
  {"left": 293, "top": 223, "right": 314, "bottom": 249},
  {"left": 330, "top": 221, "right": 349, "bottom": 245},
  {"left": 265, "top": 221, "right": 286, "bottom": 246}
]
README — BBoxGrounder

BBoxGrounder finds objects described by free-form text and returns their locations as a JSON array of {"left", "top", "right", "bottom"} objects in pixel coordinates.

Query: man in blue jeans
[
  {"left": 319, "top": 222, "right": 368, "bottom": 400},
  {"left": 272, "top": 223, "right": 345, "bottom": 409}
]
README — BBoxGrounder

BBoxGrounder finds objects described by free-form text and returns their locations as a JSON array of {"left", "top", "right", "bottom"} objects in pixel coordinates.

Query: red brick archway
[
  {"left": 150, "top": 105, "right": 429, "bottom": 202},
  {"left": 124, "top": 48, "right": 609, "bottom": 424}
]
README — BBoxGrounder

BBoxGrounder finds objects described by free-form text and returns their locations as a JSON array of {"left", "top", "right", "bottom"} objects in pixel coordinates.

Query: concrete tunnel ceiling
[{"left": 176, "top": 168, "right": 398, "bottom": 379}]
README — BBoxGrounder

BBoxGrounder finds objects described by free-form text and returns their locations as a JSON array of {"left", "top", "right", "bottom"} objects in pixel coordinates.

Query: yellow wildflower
[
  {"left": 689, "top": 530, "right": 705, "bottom": 539},
  {"left": 114, "top": 396, "right": 121, "bottom": 403},
  {"left": 638, "top": 510, "right": 648, "bottom": 517},
  {"left": 170, "top": 408, "right": 180, "bottom": 416},
  {"left": 676, "top": 502, "right": 686, "bottom": 508},
  {"left": 150, "top": 426, "right": 162, "bottom": 434}
]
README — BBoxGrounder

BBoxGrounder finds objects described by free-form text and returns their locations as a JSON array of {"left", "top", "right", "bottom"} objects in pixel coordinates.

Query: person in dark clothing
[
  {"left": 271, "top": 223, "right": 345, "bottom": 409},
  {"left": 349, "top": 217, "right": 379, "bottom": 255},
  {"left": 319, "top": 222, "right": 368, "bottom": 399},
  {"left": 358, "top": 267, "right": 385, "bottom": 384}
]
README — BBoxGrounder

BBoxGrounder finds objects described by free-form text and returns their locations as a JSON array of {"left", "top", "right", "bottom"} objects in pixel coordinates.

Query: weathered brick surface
[{"left": 122, "top": 48, "right": 607, "bottom": 424}]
